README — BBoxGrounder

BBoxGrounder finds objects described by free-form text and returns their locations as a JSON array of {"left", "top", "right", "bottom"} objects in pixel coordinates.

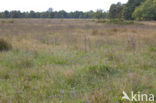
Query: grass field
[{"left": 0, "top": 19, "right": 156, "bottom": 103}]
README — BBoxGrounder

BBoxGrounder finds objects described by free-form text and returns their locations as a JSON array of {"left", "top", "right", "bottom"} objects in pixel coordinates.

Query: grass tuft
[
  {"left": 87, "top": 64, "right": 118, "bottom": 77},
  {"left": 0, "top": 38, "right": 12, "bottom": 52}
]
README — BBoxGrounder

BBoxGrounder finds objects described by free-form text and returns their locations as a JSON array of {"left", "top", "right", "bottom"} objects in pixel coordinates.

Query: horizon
[{"left": 0, "top": 0, "right": 128, "bottom": 12}]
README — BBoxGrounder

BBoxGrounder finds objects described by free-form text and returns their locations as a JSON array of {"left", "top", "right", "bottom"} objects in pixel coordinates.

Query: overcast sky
[{"left": 0, "top": 0, "right": 128, "bottom": 12}]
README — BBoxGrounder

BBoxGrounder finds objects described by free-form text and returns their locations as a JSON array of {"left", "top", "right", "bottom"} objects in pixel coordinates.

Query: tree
[
  {"left": 47, "top": 8, "right": 53, "bottom": 12},
  {"left": 122, "top": 0, "right": 145, "bottom": 20},
  {"left": 10, "top": 11, "right": 21, "bottom": 18},
  {"left": 58, "top": 10, "right": 68, "bottom": 18},
  {"left": 30, "top": 10, "right": 36, "bottom": 18},
  {"left": 87, "top": 10, "right": 95, "bottom": 18},
  {"left": 4, "top": 10, "right": 10, "bottom": 18},
  {"left": 0, "top": 9, "right": 107, "bottom": 19},
  {"left": 133, "top": 0, "right": 156, "bottom": 20},
  {"left": 109, "top": 2, "right": 123, "bottom": 19},
  {"left": 94, "top": 9, "right": 104, "bottom": 19},
  {"left": 40, "top": 12, "right": 49, "bottom": 18}
]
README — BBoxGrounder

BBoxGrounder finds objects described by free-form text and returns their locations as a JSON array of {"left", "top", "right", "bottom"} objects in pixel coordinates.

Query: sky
[{"left": 0, "top": 0, "right": 128, "bottom": 12}]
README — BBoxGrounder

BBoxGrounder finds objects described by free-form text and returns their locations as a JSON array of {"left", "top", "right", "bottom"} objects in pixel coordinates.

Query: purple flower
[
  {"left": 88, "top": 100, "right": 91, "bottom": 103},
  {"left": 60, "top": 89, "right": 64, "bottom": 93},
  {"left": 17, "top": 90, "right": 20, "bottom": 94}
]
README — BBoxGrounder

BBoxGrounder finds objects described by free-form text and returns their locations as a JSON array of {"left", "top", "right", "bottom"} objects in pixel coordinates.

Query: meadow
[{"left": 0, "top": 19, "right": 156, "bottom": 103}]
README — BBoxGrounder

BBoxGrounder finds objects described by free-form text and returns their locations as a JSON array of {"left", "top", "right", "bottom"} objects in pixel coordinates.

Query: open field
[{"left": 0, "top": 19, "right": 156, "bottom": 103}]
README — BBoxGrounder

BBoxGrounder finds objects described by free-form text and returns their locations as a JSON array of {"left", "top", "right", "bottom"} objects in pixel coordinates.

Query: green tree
[
  {"left": 133, "top": 0, "right": 156, "bottom": 20},
  {"left": 30, "top": 11, "right": 36, "bottom": 18},
  {"left": 109, "top": 2, "right": 123, "bottom": 19},
  {"left": 10, "top": 11, "right": 21, "bottom": 18},
  {"left": 4, "top": 10, "right": 10, "bottom": 18},
  {"left": 94, "top": 9, "right": 104, "bottom": 19},
  {"left": 40, "top": 12, "right": 49, "bottom": 18},
  {"left": 122, "top": 0, "right": 145, "bottom": 20}
]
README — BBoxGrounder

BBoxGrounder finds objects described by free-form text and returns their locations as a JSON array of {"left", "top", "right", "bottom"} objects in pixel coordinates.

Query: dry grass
[{"left": 0, "top": 19, "right": 156, "bottom": 103}]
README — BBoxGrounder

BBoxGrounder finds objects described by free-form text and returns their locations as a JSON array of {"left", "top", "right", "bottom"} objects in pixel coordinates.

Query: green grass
[
  {"left": 0, "top": 47, "right": 155, "bottom": 103},
  {"left": 0, "top": 19, "right": 156, "bottom": 103}
]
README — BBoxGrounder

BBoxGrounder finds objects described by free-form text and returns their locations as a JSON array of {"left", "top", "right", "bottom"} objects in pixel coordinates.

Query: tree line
[
  {"left": 0, "top": 0, "right": 156, "bottom": 20},
  {"left": 0, "top": 9, "right": 107, "bottom": 19},
  {"left": 109, "top": 0, "right": 156, "bottom": 20}
]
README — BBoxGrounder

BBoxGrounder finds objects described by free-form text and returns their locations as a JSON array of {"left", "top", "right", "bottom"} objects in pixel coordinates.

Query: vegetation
[
  {"left": 0, "top": 0, "right": 155, "bottom": 103},
  {"left": 0, "top": 0, "right": 156, "bottom": 20},
  {"left": 0, "top": 19, "right": 155, "bottom": 103},
  {"left": 108, "top": 2, "right": 123, "bottom": 19},
  {"left": 97, "top": 19, "right": 135, "bottom": 25},
  {"left": 0, "top": 38, "right": 12, "bottom": 51},
  {"left": 0, "top": 9, "right": 107, "bottom": 19},
  {"left": 133, "top": 0, "right": 156, "bottom": 20},
  {"left": 122, "top": 0, "right": 145, "bottom": 20},
  {"left": 109, "top": 0, "right": 156, "bottom": 20}
]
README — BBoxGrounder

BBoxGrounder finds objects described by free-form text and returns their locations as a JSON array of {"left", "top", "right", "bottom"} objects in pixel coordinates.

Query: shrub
[
  {"left": 97, "top": 19, "right": 134, "bottom": 25},
  {"left": 8, "top": 20, "right": 14, "bottom": 23},
  {"left": 87, "top": 64, "right": 118, "bottom": 77},
  {"left": 1, "top": 20, "right": 15, "bottom": 24},
  {"left": 0, "top": 38, "right": 12, "bottom": 51}
]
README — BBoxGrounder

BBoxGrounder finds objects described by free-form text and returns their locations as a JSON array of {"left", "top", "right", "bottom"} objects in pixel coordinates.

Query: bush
[
  {"left": 97, "top": 19, "right": 134, "bottom": 25},
  {"left": 1, "top": 20, "right": 15, "bottom": 24},
  {"left": 8, "top": 20, "right": 14, "bottom": 23},
  {"left": 87, "top": 64, "right": 118, "bottom": 77},
  {"left": 0, "top": 38, "right": 12, "bottom": 51}
]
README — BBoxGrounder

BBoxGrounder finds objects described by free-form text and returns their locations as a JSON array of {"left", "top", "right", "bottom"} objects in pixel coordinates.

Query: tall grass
[{"left": 0, "top": 19, "right": 155, "bottom": 103}]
